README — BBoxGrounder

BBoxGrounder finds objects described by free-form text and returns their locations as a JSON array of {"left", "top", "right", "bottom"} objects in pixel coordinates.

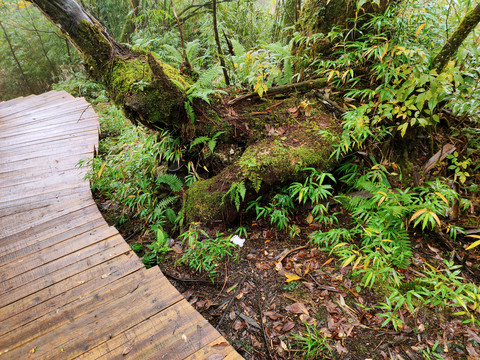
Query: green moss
[
  {"left": 107, "top": 55, "right": 188, "bottom": 129},
  {"left": 184, "top": 178, "right": 227, "bottom": 224},
  {"left": 75, "top": 20, "right": 114, "bottom": 76}
]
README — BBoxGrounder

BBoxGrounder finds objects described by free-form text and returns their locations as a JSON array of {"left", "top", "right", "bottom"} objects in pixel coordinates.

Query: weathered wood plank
[
  {"left": 0, "top": 251, "right": 142, "bottom": 324},
  {"left": 0, "top": 239, "right": 131, "bottom": 307},
  {"left": 82, "top": 297, "right": 224, "bottom": 360},
  {"left": 0, "top": 91, "right": 242, "bottom": 360}
]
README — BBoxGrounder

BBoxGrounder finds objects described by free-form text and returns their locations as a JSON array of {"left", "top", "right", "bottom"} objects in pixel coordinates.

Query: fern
[
  {"left": 222, "top": 181, "right": 246, "bottom": 211},
  {"left": 155, "top": 195, "right": 178, "bottom": 211},
  {"left": 156, "top": 174, "right": 183, "bottom": 192}
]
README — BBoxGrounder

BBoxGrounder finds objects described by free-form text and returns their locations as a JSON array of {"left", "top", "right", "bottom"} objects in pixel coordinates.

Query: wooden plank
[
  {"left": 0, "top": 197, "right": 97, "bottom": 239},
  {"left": 0, "top": 127, "right": 98, "bottom": 151},
  {"left": 0, "top": 267, "right": 155, "bottom": 354},
  {"left": 0, "top": 103, "right": 95, "bottom": 131},
  {"left": 184, "top": 338, "right": 243, "bottom": 360},
  {"left": 0, "top": 224, "right": 118, "bottom": 283},
  {"left": 0, "top": 239, "right": 131, "bottom": 308},
  {"left": 0, "top": 97, "right": 85, "bottom": 126},
  {"left": 80, "top": 298, "right": 224, "bottom": 360},
  {"left": 0, "top": 214, "right": 105, "bottom": 266},
  {"left": 0, "top": 203, "right": 100, "bottom": 253},
  {"left": 0, "top": 92, "right": 72, "bottom": 119},
  {"left": 0, "top": 188, "right": 92, "bottom": 217},
  {"left": 0, "top": 114, "right": 97, "bottom": 138},
  {"left": 0, "top": 150, "right": 95, "bottom": 174},
  {"left": 0, "top": 91, "right": 241, "bottom": 360},
  {"left": 0, "top": 251, "right": 142, "bottom": 323},
  {"left": 0, "top": 130, "right": 98, "bottom": 154},
  {"left": 1, "top": 268, "right": 183, "bottom": 360},
  {"left": 0, "top": 232, "right": 123, "bottom": 295}
]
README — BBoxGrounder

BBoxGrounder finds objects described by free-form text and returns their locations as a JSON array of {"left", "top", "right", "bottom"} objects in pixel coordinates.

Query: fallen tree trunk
[
  {"left": 227, "top": 78, "right": 328, "bottom": 106},
  {"left": 30, "top": 0, "right": 342, "bottom": 225}
]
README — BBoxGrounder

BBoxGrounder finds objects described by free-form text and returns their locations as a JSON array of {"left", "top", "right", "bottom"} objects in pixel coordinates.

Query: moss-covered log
[
  {"left": 30, "top": 0, "right": 344, "bottom": 226},
  {"left": 184, "top": 115, "right": 341, "bottom": 225}
]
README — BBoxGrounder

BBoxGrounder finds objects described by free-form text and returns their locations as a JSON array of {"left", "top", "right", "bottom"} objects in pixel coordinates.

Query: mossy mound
[{"left": 184, "top": 115, "right": 341, "bottom": 225}]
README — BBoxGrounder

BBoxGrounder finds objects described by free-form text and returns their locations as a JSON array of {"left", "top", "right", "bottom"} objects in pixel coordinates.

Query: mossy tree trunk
[
  {"left": 31, "top": 0, "right": 188, "bottom": 131},
  {"left": 432, "top": 2, "right": 480, "bottom": 72},
  {"left": 30, "top": 0, "right": 342, "bottom": 226},
  {"left": 294, "top": 0, "right": 396, "bottom": 60}
]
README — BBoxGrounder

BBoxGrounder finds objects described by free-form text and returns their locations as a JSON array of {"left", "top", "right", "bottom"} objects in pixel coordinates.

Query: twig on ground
[
  {"left": 257, "top": 301, "right": 275, "bottom": 360},
  {"left": 308, "top": 273, "right": 341, "bottom": 293},
  {"left": 216, "top": 272, "right": 248, "bottom": 328},
  {"left": 276, "top": 245, "right": 309, "bottom": 263}
]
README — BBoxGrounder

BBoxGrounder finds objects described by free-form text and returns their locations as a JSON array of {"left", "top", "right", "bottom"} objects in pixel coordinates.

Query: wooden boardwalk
[{"left": 0, "top": 91, "right": 242, "bottom": 360}]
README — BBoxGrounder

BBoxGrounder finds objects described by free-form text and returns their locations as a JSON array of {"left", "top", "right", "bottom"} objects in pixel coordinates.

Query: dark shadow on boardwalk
[{"left": 0, "top": 91, "right": 242, "bottom": 359}]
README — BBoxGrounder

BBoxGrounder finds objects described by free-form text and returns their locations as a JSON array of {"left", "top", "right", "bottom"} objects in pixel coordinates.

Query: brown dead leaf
[
  {"left": 281, "top": 320, "right": 296, "bottom": 333},
  {"left": 122, "top": 340, "right": 134, "bottom": 355},
  {"left": 265, "top": 311, "right": 283, "bottom": 320},
  {"left": 212, "top": 342, "right": 229, "bottom": 350},
  {"left": 232, "top": 319, "right": 245, "bottom": 331},
  {"left": 285, "top": 302, "right": 309, "bottom": 315},
  {"left": 251, "top": 335, "right": 262, "bottom": 348}
]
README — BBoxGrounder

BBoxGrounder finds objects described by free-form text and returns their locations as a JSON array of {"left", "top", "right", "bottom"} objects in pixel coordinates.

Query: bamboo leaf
[
  {"left": 409, "top": 208, "right": 427, "bottom": 225},
  {"left": 466, "top": 239, "right": 480, "bottom": 250}
]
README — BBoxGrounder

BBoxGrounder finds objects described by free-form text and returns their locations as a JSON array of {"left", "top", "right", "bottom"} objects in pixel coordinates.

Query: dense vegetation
[{"left": 2, "top": 0, "right": 480, "bottom": 358}]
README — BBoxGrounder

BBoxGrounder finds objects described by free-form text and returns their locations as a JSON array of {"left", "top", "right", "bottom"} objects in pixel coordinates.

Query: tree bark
[
  {"left": 212, "top": 0, "right": 230, "bottom": 86},
  {"left": 433, "top": 2, "right": 480, "bottom": 72},
  {"left": 30, "top": 0, "right": 188, "bottom": 130}
]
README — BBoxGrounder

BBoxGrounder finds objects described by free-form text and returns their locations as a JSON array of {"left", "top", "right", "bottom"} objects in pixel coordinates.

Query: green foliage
[
  {"left": 289, "top": 323, "right": 333, "bottom": 359},
  {"left": 310, "top": 166, "right": 469, "bottom": 283},
  {"left": 0, "top": 1, "right": 80, "bottom": 100},
  {"left": 230, "top": 40, "right": 296, "bottom": 96},
  {"left": 142, "top": 229, "right": 172, "bottom": 267},
  {"left": 177, "top": 224, "right": 239, "bottom": 280},
  {"left": 292, "top": 1, "right": 480, "bottom": 159},
  {"left": 222, "top": 181, "right": 246, "bottom": 211},
  {"left": 85, "top": 105, "right": 184, "bottom": 234}
]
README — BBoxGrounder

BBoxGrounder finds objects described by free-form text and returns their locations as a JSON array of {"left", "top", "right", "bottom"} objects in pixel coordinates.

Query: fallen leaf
[
  {"left": 285, "top": 302, "right": 309, "bottom": 315},
  {"left": 122, "top": 340, "right": 134, "bottom": 355},
  {"left": 265, "top": 311, "right": 283, "bottom": 320},
  {"left": 212, "top": 342, "right": 229, "bottom": 350},
  {"left": 232, "top": 319, "right": 245, "bottom": 331},
  {"left": 285, "top": 272, "right": 302, "bottom": 282},
  {"left": 281, "top": 320, "right": 296, "bottom": 332}
]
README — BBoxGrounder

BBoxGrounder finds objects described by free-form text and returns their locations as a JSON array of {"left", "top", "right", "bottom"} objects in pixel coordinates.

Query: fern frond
[
  {"left": 190, "top": 136, "right": 209, "bottom": 149},
  {"left": 231, "top": 39, "right": 245, "bottom": 56},
  {"left": 197, "top": 66, "right": 222, "bottom": 88},
  {"left": 156, "top": 195, "right": 178, "bottom": 210},
  {"left": 156, "top": 174, "right": 183, "bottom": 192}
]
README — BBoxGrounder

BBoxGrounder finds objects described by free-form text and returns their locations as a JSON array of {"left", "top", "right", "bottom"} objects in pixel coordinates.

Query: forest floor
[
  {"left": 92, "top": 94, "right": 480, "bottom": 359},
  {"left": 96, "top": 195, "right": 480, "bottom": 360}
]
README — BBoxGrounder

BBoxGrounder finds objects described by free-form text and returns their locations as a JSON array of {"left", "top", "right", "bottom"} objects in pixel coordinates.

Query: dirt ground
[{"left": 96, "top": 195, "right": 480, "bottom": 360}]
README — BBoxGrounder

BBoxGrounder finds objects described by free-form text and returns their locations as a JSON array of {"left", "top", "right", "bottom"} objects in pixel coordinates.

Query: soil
[
  {"left": 92, "top": 95, "right": 480, "bottom": 359},
  {"left": 96, "top": 195, "right": 480, "bottom": 360}
]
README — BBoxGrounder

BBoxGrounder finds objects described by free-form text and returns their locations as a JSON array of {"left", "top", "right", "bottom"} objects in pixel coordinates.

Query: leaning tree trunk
[
  {"left": 31, "top": 0, "right": 188, "bottom": 131},
  {"left": 30, "top": 0, "right": 341, "bottom": 226},
  {"left": 433, "top": 2, "right": 480, "bottom": 72}
]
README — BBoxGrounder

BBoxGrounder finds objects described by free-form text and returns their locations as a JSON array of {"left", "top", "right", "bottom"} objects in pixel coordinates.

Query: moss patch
[{"left": 108, "top": 55, "right": 188, "bottom": 129}]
